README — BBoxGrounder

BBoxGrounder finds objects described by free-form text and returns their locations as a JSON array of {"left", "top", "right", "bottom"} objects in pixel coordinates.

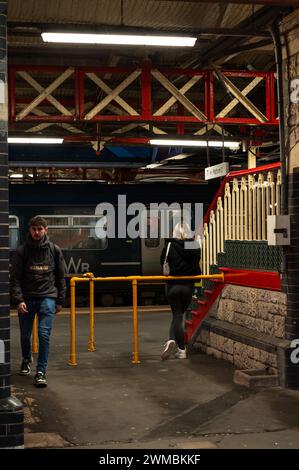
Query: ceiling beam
[
  {"left": 7, "top": 22, "right": 271, "bottom": 38},
  {"left": 151, "top": 0, "right": 299, "bottom": 5},
  {"left": 198, "top": 5, "right": 285, "bottom": 62}
]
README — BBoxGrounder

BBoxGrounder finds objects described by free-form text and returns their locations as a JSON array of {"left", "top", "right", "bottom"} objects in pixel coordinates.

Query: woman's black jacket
[{"left": 160, "top": 238, "right": 201, "bottom": 285}]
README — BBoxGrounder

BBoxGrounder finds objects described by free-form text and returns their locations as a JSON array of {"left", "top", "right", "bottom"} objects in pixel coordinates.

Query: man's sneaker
[
  {"left": 19, "top": 358, "right": 32, "bottom": 376},
  {"left": 161, "top": 340, "right": 176, "bottom": 360},
  {"left": 34, "top": 371, "right": 47, "bottom": 388},
  {"left": 175, "top": 348, "right": 187, "bottom": 359}
]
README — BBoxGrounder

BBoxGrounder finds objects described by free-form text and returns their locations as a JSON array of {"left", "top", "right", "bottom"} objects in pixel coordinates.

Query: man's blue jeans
[{"left": 18, "top": 298, "right": 56, "bottom": 374}]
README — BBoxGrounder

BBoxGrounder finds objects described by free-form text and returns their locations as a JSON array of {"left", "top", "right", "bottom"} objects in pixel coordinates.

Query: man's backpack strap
[{"left": 49, "top": 242, "right": 61, "bottom": 270}]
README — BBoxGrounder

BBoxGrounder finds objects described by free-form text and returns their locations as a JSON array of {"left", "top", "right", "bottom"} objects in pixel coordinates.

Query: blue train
[{"left": 9, "top": 182, "right": 215, "bottom": 306}]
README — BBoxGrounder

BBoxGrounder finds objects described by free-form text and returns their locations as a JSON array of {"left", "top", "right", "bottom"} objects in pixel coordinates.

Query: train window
[
  {"left": 9, "top": 215, "right": 19, "bottom": 250},
  {"left": 72, "top": 216, "right": 100, "bottom": 227},
  {"left": 70, "top": 227, "right": 107, "bottom": 250},
  {"left": 43, "top": 216, "right": 69, "bottom": 226},
  {"left": 40, "top": 215, "right": 108, "bottom": 250}
]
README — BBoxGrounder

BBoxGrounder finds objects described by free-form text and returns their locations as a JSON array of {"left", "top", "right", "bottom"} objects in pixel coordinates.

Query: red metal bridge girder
[{"left": 8, "top": 64, "right": 279, "bottom": 129}]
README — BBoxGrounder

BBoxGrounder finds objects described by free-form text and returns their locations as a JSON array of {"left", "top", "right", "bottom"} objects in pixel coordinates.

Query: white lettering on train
[{"left": 64, "top": 257, "right": 90, "bottom": 274}]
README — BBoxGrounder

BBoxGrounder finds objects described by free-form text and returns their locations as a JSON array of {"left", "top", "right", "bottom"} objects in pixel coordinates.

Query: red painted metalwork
[
  {"left": 223, "top": 70, "right": 272, "bottom": 78},
  {"left": 220, "top": 267, "right": 281, "bottom": 291},
  {"left": 203, "top": 161, "right": 281, "bottom": 225},
  {"left": 78, "top": 69, "right": 85, "bottom": 121},
  {"left": 74, "top": 69, "right": 81, "bottom": 121},
  {"left": 185, "top": 267, "right": 281, "bottom": 343},
  {"left": 185, "top": 161, "right": 282, "bottom": 343},
  {"left": 185, "top": 281, "right": 225, "bottom": 344},
  {"left": 206, "top": 70, "right": 214, "bottom": 122},
  {"left": 19, "top": 115, "right": 74, "bottom": 122},
  {"left": 217, "top": 117, "right": 274, "bottom": 125},
  {"left": 226, "top": 161, "right": 281, "bottom": 178},
  {"left": 176, "top": 103, "right": 185, "bottom": 135},
  {"left": 8, "top": 64, "right": 278, "bottom": 128},
  {"left": 62, "top": 135, "right": 150, "bottom": 144},
  {"left": 8, "top": 66, "right": 16, "bottom": 122},
  {"left": 141, "top": 61, "right": 152, "bottom": 120}
]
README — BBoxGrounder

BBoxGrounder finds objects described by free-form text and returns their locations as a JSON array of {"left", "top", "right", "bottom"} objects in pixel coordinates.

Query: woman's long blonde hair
[{"left": 172, "top": 222, "right": 192, "bottom": 240}]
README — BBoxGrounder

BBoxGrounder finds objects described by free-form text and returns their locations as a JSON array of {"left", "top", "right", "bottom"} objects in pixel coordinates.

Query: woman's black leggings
[{"left": 166, "top": 283, "right": 194, "bottom": 350}]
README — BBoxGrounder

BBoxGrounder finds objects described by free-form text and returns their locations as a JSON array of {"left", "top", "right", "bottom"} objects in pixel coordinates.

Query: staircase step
[
  {"left": 191, "top": 309, "right": 201, "bottom": 317},
  {"left": 204, "top": 289, "right": 214, "bottom": 296},
  {"left": 197, "top": 299, "right": 207, "bottom": 306},
  {"left": 185, "top": 319, "right": 193, "bottom": 326},
  {"left": 210, "top": 279, "right": 222, "bottom": 284}
]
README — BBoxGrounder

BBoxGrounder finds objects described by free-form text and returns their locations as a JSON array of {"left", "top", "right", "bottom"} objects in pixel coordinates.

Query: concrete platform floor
[{"left": 9, "top": 307, "right": 299, "bottom": 449}]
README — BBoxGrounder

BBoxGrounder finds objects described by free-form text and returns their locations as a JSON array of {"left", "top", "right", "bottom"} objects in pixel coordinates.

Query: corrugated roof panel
[
  {"left": 220, "top": 2, "right": 262, "bottom": 28},
  {"left": 8, "top": 0, "right": 121, "bottom": 25},
  {"left": 124, "top": 1, "right": 262, "bottom": 30},
  {"left": 8, "top": 0, "right": 262, "bottom": 30}
]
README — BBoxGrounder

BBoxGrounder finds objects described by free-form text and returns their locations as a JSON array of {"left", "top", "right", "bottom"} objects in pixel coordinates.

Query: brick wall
[
  {"left": 281, "top": 9, "right": 299, "bottom": 387},
  {"left": 0, "top": 1, "right": 24, "bottom": 448}
]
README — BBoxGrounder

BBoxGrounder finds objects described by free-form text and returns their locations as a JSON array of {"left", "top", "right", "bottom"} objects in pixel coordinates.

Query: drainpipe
[
  {"left": 271, "top": 19, "right": 287, "bottom": 215},
  {"left": 270, "top": 19, "right": 288, "bottom": 297},
  {"left": 271, "top": 17, "right": 299, "bottom": 388}
]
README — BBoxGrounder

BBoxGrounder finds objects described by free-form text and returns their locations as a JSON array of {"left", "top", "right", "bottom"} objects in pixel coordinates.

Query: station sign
[{"left": 205, "top": 162, "right": 229, "bottom": 180}]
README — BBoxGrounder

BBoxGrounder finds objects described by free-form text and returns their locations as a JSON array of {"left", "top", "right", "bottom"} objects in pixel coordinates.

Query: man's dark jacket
[
  {"left": 10, "top": 234, "right": 66, "bottom": 306},
  {"left": 160, "top": 238, "right": 201, "bottom": 285}
]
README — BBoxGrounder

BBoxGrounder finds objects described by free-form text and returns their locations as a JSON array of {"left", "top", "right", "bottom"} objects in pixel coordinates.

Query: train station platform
[{"left": 10, "top": 307, "right": 299, "bottom": 450}]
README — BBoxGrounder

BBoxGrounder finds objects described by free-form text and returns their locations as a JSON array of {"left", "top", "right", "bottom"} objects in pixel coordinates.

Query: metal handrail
[{"left": 68, "top": 272, "right": 224, "bottom": 366}]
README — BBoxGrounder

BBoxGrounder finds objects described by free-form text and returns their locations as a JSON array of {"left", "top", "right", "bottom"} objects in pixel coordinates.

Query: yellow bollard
[
  {"left": 68, "top": 279, "right": 78, "bottom": 366},
  {"left": 32, "top": 314, "right": 38, "bottom": 354},
  {"left": 131, "top": 279, "right": 140, "bottom": 364},
  {"left": 88, "top": 278, "right": 95, "bottom": 352}
]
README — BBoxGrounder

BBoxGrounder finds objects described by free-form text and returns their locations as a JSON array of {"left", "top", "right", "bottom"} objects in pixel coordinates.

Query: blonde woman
[{"left": 160, "top": 222, "right": 201, "bottom": 360}]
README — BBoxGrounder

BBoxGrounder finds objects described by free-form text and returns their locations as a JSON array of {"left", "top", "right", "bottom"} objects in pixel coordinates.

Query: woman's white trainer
[{"left": 175, "top": 348, "right": 187, "bottom": 359}]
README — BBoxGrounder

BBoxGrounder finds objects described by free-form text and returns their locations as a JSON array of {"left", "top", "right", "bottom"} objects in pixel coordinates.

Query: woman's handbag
[{"left": 162, "top": 242, "right": 171, "bottom": 276}]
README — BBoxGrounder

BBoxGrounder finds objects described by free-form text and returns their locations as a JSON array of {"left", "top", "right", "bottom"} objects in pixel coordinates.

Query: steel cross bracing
[{"left": 8, "top": 64, "right": 278, "bottom": 139}]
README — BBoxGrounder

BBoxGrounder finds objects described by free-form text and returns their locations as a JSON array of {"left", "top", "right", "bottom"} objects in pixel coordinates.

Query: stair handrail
[{"left": 204, "top": 162, "right": 281, "bottom": 226}]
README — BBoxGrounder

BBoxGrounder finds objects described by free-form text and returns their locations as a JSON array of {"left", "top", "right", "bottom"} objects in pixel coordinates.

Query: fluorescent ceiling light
[
  {"left": 165, "top": 153, "right": 193, "bottom": 161},
  {"left": 142, "top": 163, "right": 163, "bottom": 169},
  {"left": 10, "top": 173, "right": 23, "bottom": 178},
  {"left": 41, "top": 32, "right": 196, "bottom": 47},
  {"left": 8, "top": 137, "right": 64, "bottom": 144},
  {"left": 10, "top": 173, "right": 33, "bottom": 178},
  {"left": 149, "top": 139, "right": 240, "bottom": 149}
]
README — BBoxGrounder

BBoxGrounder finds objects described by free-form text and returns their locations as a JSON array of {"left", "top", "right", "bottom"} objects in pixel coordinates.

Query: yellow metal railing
[{"left": 69, "top": 272, "right": 224, "bottom": 366}]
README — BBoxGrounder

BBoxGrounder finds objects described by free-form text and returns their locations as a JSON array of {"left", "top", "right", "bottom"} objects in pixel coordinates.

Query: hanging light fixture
[{"left": 41, "top": 32, "right": 197, "bottom": 47}]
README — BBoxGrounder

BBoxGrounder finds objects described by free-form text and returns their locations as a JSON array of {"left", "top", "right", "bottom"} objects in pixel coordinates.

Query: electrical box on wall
[{"left": 267, "top": 215, "right": 290, "bottom": 245}]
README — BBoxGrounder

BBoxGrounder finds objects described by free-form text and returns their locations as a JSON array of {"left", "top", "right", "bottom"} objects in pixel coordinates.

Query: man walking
[{"left": 11, "top": 216, "right": 66, "bottom": 387}]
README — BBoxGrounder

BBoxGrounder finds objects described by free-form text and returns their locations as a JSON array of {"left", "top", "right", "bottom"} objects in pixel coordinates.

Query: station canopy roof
[{"left": 7, "top": 1, "right": 297, "bottom": 183}]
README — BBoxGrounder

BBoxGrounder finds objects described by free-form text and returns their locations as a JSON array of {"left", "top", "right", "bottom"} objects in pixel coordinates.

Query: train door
[
  {"left": 141, "top": 208, "right": 188, "bottom": 275},
  {"left": 140, "top": 210, "right": 160, "bottom": 275},
  {"left": 9, "top": 215, "right": 20, "bottom": 251}
]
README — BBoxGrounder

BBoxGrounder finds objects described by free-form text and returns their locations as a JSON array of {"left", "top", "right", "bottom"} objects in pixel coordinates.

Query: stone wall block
[
  {"left": 235, "top": 312, "right": 256, "bottom": 330},
  {"left": 274, "top": 316, "right": 285, "bottom": 339}
]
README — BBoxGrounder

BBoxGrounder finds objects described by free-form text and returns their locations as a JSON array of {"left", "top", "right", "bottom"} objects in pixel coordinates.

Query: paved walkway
[{"left": 10, "top": 308, "right": 299, "bottom": 449}]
